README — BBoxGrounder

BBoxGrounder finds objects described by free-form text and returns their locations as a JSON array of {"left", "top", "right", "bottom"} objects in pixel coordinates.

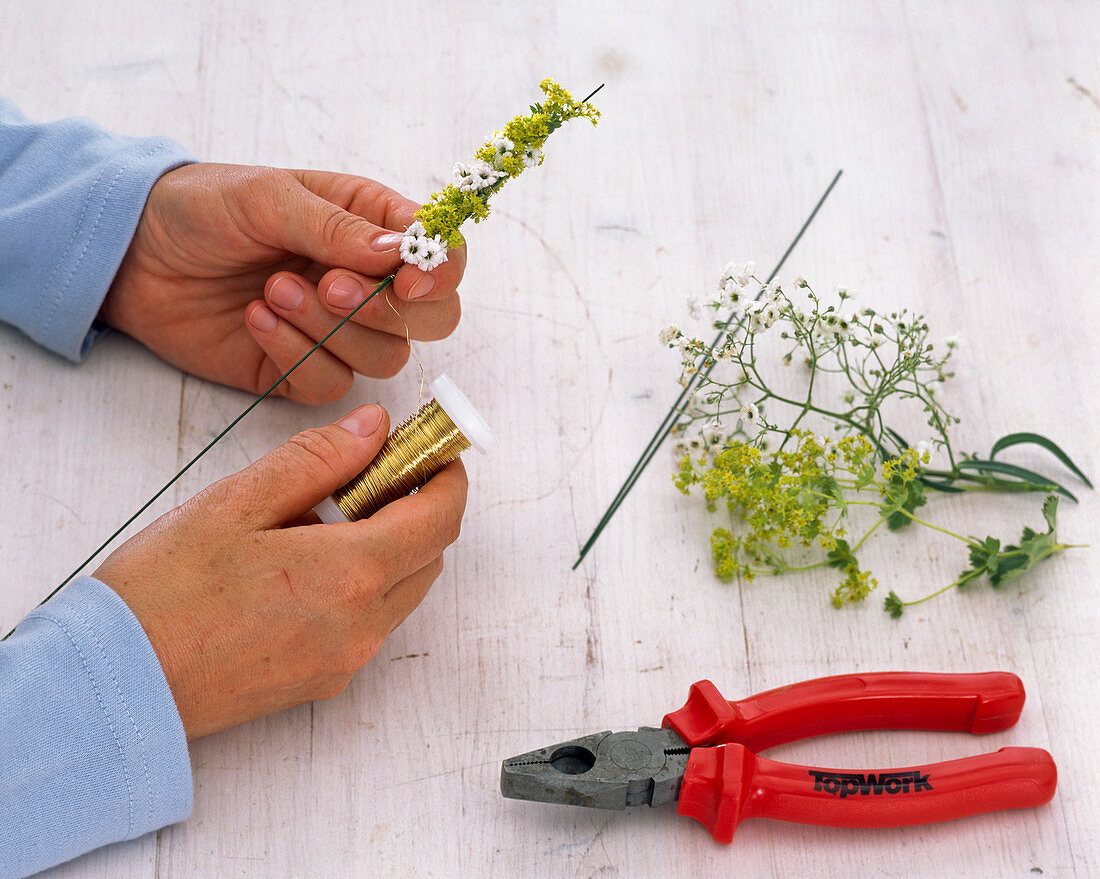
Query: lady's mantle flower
[
  {"left": 401, "top": 79, "right": 600, "bottom": 272},
  {"left": 738, "top": 401, "right": 760, "bottom": 425}
]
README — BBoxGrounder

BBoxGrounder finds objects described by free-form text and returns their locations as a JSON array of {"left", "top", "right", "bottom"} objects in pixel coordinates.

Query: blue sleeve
[
  {"left": 0, "top": 97, "right": 196, "bottom": 361},
  {"left": 0, "top": 577, "right": 193, "bottom": 878}
]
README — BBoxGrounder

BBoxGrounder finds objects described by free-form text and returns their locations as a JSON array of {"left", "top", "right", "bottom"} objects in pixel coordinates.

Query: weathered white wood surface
[{"left": 1, "top": 1, "right": 1097, "bottom": 876}]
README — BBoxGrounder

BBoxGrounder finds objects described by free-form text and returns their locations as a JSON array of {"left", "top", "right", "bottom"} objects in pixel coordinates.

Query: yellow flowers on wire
[{"left": 399, "top": 79, "right": 601, "bottom": 271}]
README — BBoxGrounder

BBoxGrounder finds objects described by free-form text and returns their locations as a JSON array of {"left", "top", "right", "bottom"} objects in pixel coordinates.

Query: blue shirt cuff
[{"left": 0, "top": 577, "right": 192, "bottom": 877}]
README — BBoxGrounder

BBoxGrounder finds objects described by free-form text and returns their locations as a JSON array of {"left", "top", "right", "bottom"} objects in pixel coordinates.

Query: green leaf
[
  {"left": 826, "top": 538, "right": 857, "bottom": 570},
  {"left": 966, "top": 536, "right": 1002, "bottom": 580},
  {"left": 990, "top": 432, "right": 1093, "bottom": 489},
  {"left": 956, "top": 459, "right": 1077, "bottom": 502},
  {"left": 880, "top": 478, "right": 927, "bottom": 530},
  {"left": 884, "top": 591, "right": 904, "bottom": 618},
  {"left": 818, "top": 476, "right": 847, "bottom": 513},
  {"left": 1041, "top": 495, "right": 1059, "bottom": 530}
]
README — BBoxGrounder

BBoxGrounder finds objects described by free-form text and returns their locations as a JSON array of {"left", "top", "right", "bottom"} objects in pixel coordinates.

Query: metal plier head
[{"left": 501, "top": 727, "right": 691, "bottom": 810}]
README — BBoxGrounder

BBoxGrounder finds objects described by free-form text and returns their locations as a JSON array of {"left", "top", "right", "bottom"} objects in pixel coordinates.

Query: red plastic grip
[
  {"left": 677, "top": 744, "right": 1056, "bottom": 843},
  {"left": 663, "top": 672, "right": 1025, "bottom": 751}
]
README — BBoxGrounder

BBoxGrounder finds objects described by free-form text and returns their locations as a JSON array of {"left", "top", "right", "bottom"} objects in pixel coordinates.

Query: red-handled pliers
[{"left": 500, "top": 672, "right": 1056, "bottom": 842}]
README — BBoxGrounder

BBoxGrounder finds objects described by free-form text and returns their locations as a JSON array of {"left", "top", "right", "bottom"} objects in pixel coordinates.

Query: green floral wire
[{"left": 1, "top": 276, "right": 394, "bottom": 640}]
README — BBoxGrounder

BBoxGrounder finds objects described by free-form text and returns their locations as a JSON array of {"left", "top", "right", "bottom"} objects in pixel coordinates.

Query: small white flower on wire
[
  {"left": 399, "top": 221, "right": 449, "bottom": 271},
  {"left": 737, "top": 401, "right": 760, "bottom": 426},
  {"left": 521, "top": 144, "right": 543, "bottom": 169},
  {"left": 454, "top": 160, "right": 502, "bottom": 192},
  {"left": 489, "top": 132, "right": 515, "bottom": 169}
]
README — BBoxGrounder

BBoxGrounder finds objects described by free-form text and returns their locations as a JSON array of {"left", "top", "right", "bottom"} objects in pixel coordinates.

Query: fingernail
[
  {"left": 327, "top": 277, "right": 364, "bottom": 310},
  {"left": 269, "top": 276, "right": 304, "bottom": 311},
  {"left": 249, "top": 304, "right": 278, "bottom": 333},
  {"left": 370, "top": 232, "right": 404, "bottom": 252},
  {"left": 337, "top": 404, "right": 383, "bottom": 437},
  {"left": 408, "top": 273, "right": 435, "bottom": 300}
]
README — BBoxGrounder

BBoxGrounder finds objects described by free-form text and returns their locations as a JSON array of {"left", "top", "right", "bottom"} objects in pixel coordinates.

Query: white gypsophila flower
[
  {"left": 944, "top": 334, "right": 962, "bottom": 349},
  {"left": 672, "top": 438, "right": 690, "bottom": 456},
  {"left": 793, "top": 275, "right": 806, "bottom": 288},
  {"left": 719, "top": 261, "right": 754, "bottom": 288},
  {"left": 521, "top": 144, "right": 543, "bottom": 169},
  {"left": 836, "top": 285, "right": 851, "bottom": 300},
  {"left": 687, "top": 296, "right": 706, "bottom": 321},
  {"left": 901, "top": 345, "right": 914, "bottom": 359},
  {"left": 761, "top": 301, "right": 782, "bottom": 326},
  {"left": 869, "top": 329, "right": 888, "bottom": 348},
  {"left": 421, "top": 235, "right": 449, "bottom": 270},
  {"left": 833, "top": 317, "right": 852, "bottom": 340},
  {"left": 704, "top": 423, "right": 726, "bottom": 446},
  {"left": 490, "top": 133, "right": 515, "bottom": 168},
  {"left": 453, "top": 163, "right": 479, "bottom": 192},
  {"left": 761, "top": 282, "right": 781, "bottom": 304},
  {"left": 719, "top": 279, "right": 748, "bottom": 312},
  {"left": 455, "top": 160, "right": 502, "bottom": 191},
  {"left": 715, "top": 344, "right": 735, "bottom": 362},
  {"left": 400, "top": 222, "right": 430, "bottom": 268},
  {"left": 738, "top": 401, "right": 760, "bottom": 425},
  {"left": 685, "top": 390, "right": 707, "bottom": 416},
  {"left": 915, "top": 440, "right": 935, "bottom": 466},
  {"left": 659, "top": 324, "right": 682, "bottom": 346}
]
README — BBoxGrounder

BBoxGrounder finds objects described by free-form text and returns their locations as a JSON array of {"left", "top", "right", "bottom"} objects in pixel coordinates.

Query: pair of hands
[{"left": 92, "top": 163, "right": 469, "bottom": 739}]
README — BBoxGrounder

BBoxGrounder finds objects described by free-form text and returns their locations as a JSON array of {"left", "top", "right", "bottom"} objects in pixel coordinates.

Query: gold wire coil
[{"left": 332, "top": 398, "right": 470, "bottom": 521}]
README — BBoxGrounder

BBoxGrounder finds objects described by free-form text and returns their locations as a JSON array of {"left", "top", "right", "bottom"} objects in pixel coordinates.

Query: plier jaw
[{"left": 501, "top": 727, "right": 690, "bottom": 810}]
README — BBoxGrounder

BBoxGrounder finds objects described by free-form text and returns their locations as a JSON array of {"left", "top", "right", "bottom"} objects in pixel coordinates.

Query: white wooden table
[{"left": 2, "top": 2, "right": 1098, "bottom": 876}]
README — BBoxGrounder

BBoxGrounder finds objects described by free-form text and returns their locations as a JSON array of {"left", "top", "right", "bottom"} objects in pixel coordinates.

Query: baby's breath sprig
[
  {"left": 399, "top": 80, "right": 602, "bottom": 271},
  {"left": 666, "top": 266, "right": 1090, "bottom": 615}
]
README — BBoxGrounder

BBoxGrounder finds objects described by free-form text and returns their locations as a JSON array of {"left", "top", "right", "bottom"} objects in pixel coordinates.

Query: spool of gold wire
[{"left": 313, "top": 374, "right": 494, "bottom": 523}]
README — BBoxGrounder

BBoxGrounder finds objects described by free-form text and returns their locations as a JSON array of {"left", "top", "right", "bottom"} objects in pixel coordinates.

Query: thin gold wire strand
[
  {"left": 384, "top": 290, "right": 425, "bottom": 407},
  {"left": 334, "top": 398, "right": 470, "bottom": 521}
]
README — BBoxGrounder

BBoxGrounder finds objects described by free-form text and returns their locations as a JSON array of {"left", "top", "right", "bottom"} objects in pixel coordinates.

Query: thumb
[
  {"left": 267, "top": 176, "right": 407, "bottom": 276},
  {"left": 229, "top": 404, "right": 390, "bottom": 530}
]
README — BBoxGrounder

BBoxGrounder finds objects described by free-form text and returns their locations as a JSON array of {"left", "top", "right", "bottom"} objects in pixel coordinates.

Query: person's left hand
[{"left": 100, "top": 163, "right": 466, "bottom": 404}]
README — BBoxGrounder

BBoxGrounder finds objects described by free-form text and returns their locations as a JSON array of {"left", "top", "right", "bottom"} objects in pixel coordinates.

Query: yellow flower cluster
[{"left": 413, "top": 80, "right": 600, "bottom": 251}]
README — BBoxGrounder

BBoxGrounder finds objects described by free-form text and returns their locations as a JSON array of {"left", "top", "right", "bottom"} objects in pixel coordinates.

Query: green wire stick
[
  {"left": 573, "top": 170, "right": 843, "bottom": 569},
  {"left": 1, "top": 274, "right": 395, "bottom": 640}
]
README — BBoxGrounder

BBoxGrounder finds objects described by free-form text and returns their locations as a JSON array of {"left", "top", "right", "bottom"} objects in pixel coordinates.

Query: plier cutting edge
[{"left": 500, "top": 672, "right": 1056, "bottom": 842}]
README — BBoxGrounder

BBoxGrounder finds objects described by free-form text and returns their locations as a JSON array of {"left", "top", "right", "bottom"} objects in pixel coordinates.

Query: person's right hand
[{"left": 94, "top": 403, "right": 467, "bottom": 740}]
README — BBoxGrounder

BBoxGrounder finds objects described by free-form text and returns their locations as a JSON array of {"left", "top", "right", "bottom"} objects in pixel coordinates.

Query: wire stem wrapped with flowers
[
  {"left": 399, "top": 79, "right": 601, "bottom": 271},
  {"left": 665, "top": 265, "right": 1090, "bottom": 615}
]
